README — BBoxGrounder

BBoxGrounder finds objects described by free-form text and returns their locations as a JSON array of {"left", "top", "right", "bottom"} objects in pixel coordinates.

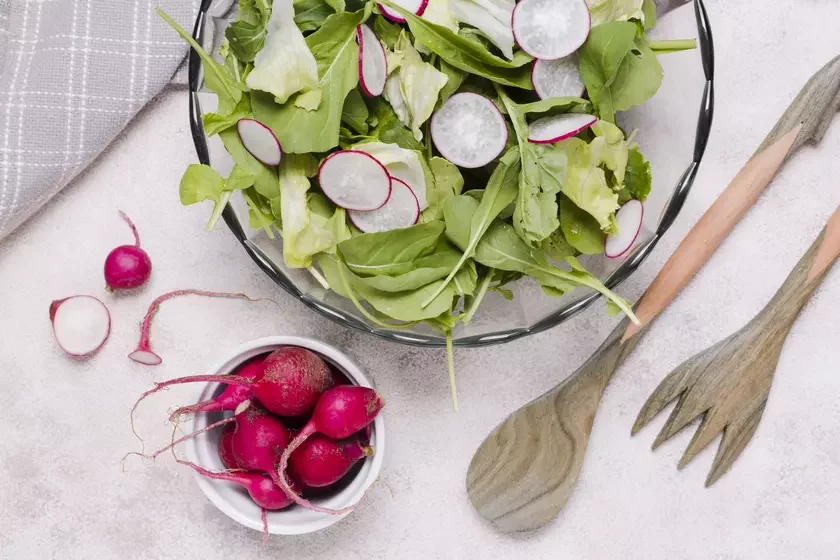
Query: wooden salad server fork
[
  {"left": 466, "top": 55, "right": 840, "bottom": 533},
  {"left": 632, "top": 204, "right": 840, "bottom": 485}
]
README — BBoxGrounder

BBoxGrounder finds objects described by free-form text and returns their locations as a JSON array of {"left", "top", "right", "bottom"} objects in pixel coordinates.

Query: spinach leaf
[
  {"left": 158, "top": 9, "right": 244, "bottom": 115},
  {"left": 252, "top": 9, "right": 366, "bottom": 153},
  {"left": 619, "top": 146, "right": 652, "bottom": 203},
  {"left": 452, "top": 259, "right": 478, "bottom": 295},
  {"left": 578, "top": 22, "right": 663, "bottom": 123},
  {"left": 355, "top": 241, "right": 462, "bottom": 291},
  {"left": 384, "top": 1, "right": 534, "bottom": 89},
  {"left": 338, "top": 221, "right": 446, "bottom": 276},
  {"left": 179, "top": 164, "right": 256, "bottom": 231},
  {"left": 442, "top": 194, "right": 480, "bottom": 250},
  {"left": 294, "top": 0, "right": 334, "bottom": 32},
  {"left": 342, "top": 89, "right": 370, "bottom": 134},
  {"left": 225, "top": 0, "right": 272, "bottom": 62},
  {"left": 421, "top": 147, "right": 520, "bottom": 307},
  {"left": 559, "top": 194, "right": 606, "bottom": 254},
  {"left": 422, "top": 156, "right": 464, "bottom": 221}
]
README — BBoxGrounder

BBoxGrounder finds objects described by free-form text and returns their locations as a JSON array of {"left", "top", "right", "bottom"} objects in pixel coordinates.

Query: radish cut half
[
  {"left": 357, "top": 25, "right": 387, "bottom": 97},
  {"left": 348, "top": 178, "right": 420, "bottom": 233},
  {"left": 50, "top": 296, "right": 111, "bottom": 358},
  {"left": 319, "top": 151, "right": 392, "bottom": 211},
  {"left": 430, "top": 92, "right": 508, "bottom": 169},
  {"left": 527, "top": 113, "right": 597, "bottom": 144},
  {"left": 512, "top": 0, "right": 590, "bottom": 60},
  {"left": 605, "top": 200, "right": 644, "bottom": 259},
  {"left": 237, "top": 119, "right": 283, "bottom": 166},
  {"left": 378, "top": 0, "right": 428, "bottom": 23},
  {"left": 532, "top": 56, "right": 585, "bottom": 99}
]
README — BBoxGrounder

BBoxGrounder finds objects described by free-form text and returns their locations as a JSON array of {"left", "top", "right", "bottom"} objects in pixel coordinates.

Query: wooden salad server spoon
[
  {"left": 466, "top": 55, "right": 840, "bottom": 533},
  {"left": 632, "top": 204, "right": 840, "bottom": 485}
]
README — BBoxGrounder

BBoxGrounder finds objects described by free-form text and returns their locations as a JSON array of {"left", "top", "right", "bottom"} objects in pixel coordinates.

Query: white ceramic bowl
[{"left": 183, "top": 336, "right": 385, "bottom": 535}]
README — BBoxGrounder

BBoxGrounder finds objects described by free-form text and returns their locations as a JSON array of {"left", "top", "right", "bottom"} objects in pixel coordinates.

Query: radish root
[{"left": 124, "top": 416, "right": 235, "bottom": 462}]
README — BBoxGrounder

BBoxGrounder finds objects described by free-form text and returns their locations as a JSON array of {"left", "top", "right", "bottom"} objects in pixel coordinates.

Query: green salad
[{"left": 160, "top": 0, "right": 694, "bottom": 407}]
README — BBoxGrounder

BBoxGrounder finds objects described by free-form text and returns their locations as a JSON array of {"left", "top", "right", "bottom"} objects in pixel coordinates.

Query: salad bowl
[{"left": 186, "top": 0, "right": 714, "bottom": 347}]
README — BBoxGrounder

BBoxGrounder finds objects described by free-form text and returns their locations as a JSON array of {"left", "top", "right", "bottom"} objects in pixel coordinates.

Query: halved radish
[
  {"left": 50, "top": 296, "right": 111, "bottom": 358},
  {"left": 605, "top": 200, "right": 644, "bottom": 259},
  {"left": 527, "top": 113, "right": 597, "bottom": 144},
  {"left": 319, "top": 151, "right": 392, "bottom": 211},
  {"left": 357, "top": 25, "right": 387, "bottom": 97},
  {"left": 378, "top": 0, "right": 429, "bottom": 23},
  {"left": 531, "top": 56, "right": 585, "bottom": 100},
  {"left": 348, "top": 178, "right": 420, "bottom": 233},
  {"left": 512, "top": 0, "right": 590, "bottom": 60},
  {"left": 430, "top": 92, "right": 508, "bottom": 169},
  {"left": 237, "top": 119, "right": 282, "bottom": 166}
]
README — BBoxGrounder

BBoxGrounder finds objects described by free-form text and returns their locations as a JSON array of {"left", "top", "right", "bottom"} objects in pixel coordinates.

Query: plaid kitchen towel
[{"left": 0, "top": 0, "right": 201, "bottom": 241}]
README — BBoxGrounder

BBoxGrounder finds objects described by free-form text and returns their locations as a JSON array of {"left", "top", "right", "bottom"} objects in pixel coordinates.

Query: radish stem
[
  {"left": 648, "top": 39, "right": 697, "bottom": 54},
  {"left": 119, "top": 210, "right": 142, "bottom": 247}
]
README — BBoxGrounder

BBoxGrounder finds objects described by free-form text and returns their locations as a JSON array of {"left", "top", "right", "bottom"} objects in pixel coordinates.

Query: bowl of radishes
[{"left": 183, "top": 336, "right": 385, "bottom": 535}]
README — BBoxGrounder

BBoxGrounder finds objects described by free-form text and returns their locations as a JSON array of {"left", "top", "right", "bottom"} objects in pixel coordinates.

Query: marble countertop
[{"left": 2, "top": 1, "right": 840, "bottom": 558}]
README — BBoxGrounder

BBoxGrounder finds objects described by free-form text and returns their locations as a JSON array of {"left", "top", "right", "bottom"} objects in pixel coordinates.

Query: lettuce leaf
[
  {"left": 585, "top": 0, "right": 645, "bottom": 26},
  {"left": 352, "top": 141, "right": 429, "bottom": 209},
  {"left": 449, "top": 0, "right": 515, "bottom": 60},
  {"left": 589, "top": 120, "right": 629, "bottom": 186},
  {"left": 179, "top": 164, "right": 256, "bottom": 231}
]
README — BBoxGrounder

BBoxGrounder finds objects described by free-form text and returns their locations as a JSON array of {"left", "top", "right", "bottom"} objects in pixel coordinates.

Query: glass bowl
[{"left": 186, "top": 0, "right": 714, "bottom": 347}]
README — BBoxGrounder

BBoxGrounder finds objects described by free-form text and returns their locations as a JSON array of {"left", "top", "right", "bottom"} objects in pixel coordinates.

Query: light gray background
[{"left": 2, "top": 1, "right": 840, "bottom": 558}]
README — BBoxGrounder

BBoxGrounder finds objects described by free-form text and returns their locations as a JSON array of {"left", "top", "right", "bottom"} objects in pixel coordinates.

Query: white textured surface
[{"left": 2, "top": 1, "right": 840, "bottom": 557}]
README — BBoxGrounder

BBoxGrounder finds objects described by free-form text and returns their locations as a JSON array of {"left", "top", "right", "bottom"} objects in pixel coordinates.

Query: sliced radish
[
  {"left": 237, "top": 118, "right": 282, "bottom": 166},
  {"left": 319, "top": 150, "right": 392, "bottom": 211},
  {"left": 527, "top": 113, "right": 597, "bottom": 144},
  {"left": 50, "top": 296, "right": 111, "bottom": 358},
  {"left": 430, "top": 92, "right": 508, "bottom": 169},
  {"left": 348, "top": 178, "right": 420, "bottom": 233},
  {"left": 531, "top": 56, "right": 585, "bottom": 100},
  {"left": 357, "top": 25, "right": 387, "bottom": 97},
  {"left": 605, "top": 200, "right": 644, "bottom": 259},
  {"left": 512, "top": 0, "right": 590, "bottom": 60},
  {"left": 378, "top": 0, "right": 429, "bottom": 23}
]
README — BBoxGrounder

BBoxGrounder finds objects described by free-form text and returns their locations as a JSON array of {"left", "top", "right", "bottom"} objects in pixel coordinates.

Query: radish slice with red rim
[
  {"left": 357, "top": 25, "right": 387, "bottom": 97},
  {"left": 531, "top": 56, "right": 585, "bottom": 100},
  {"left": 512, "top": 0, "right": 590, "bottom": 60},
  {"left": 605, "top": 200, "right": 644, "bottom": 259},
  {"left": 378, "top": 0, "right": 428, "bottom": 23},
  {"left": 348, "top": 178, "right": 420, "bottom": 233},
  {"left": 527, "top": 113, "right": 597, "bottom": 144},
  {"left": 50, "top": 296, "right": 111, "bottom": 357},
  {"left": 430, "top": 92, "right": 508, "bottom": 169},
  {"left": 319, "top": 151, "right": 392, "bottom": 211},
  {"left": 237, "top": 119, "right": 283, "bottom": 166}
]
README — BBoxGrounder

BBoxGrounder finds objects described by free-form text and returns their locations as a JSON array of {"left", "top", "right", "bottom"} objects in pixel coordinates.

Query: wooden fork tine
[
  {"left": 678, "top": 410, "right": 727, "bottom": 470},
  {"left": 706, "top": 400, "right": 767, "bottom": 486}
]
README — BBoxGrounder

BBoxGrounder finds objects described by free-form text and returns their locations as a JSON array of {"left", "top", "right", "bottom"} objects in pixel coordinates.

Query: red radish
[
  {"left": 430, "top": 93, "right": 508, "bottom": 169},
  {"left": 237, "top": 119, "right": 282, "bottom": 166},
  {"left": 276, "top": 385, "right": 384, "bottom": 514},
  {"left": 168, "top": 357, "right": 265, "bottom": 421},
  {"left": 289, "top": 433, "right": 374, "bottom": 488},
  {"left": 49, "top": 296, "right": 111, "bottom": 357},
  {"left": 104, "top": 211, "right": 152, "bottom": 291},
  {"left": 181, "top": 460, "right": 294, "bottom": 510},
  {"left": 331, "top": 369, "right": 350, "bottom": 386},
  {"left": 527, "top": 113, "right": 597, "bottom": 144},
  {"left": 357, "top": 25, "right": 387, "bottom": 97},
  {"left": 231, "top": 402, "right": 290, "bottom": 483},
  {"left": 605, "top": 200, "right": 644, "bottom": 259},
  {"left": 318, "top": 150, "right": 392, "bottom": 211},
  {"left": 531, "top": 56, "right": 585, "bottom": 100},
  {"left": 378, "top": 0, "right": 428, "bottom": 23},
  {"left": 128, "top": 289, "right": 278, "bottom": 366},
  {"left": 219, "top": 424, "right": 240, "bottom": 470},
  {"left": 131, "top": 346, "right": 334, "bottom": 420},
  {"left": 348, "top": 178, "right": 420, "bottom": 233},
  {"left": 512, "top": 0, "right": 590, "bottom": 60}
]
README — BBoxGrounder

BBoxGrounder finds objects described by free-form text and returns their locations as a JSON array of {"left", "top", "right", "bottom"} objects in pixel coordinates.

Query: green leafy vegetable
[
  {"left": 179, "top": 164, "right": 256, "bottom": 231},
  {"left": 620, "top": 146, "right": 652, "bottom": 203},
  {"left": 556, "top": 137, "right": 620, "bottom": 231},
  {"left": 559, "top": 195, "right": 607, "bottom": 254},
  {"left": 219, "top": 127, "right": 280, "bottom": 199},
  {"left": 422, "top": 156, "right": 464, "bottom": 220},
  {"left": 294, "top": 0, "right": 335, "bottom": 31},
  {"left": 367, "top": 98, "right": 426, "bottom": 150},
  {"left": 226, "top": 0, "right": 272, "bottom": 62},
  {"left": 542, "top": 228, "right": 577, "bottom": 260},
  {"left": 342, "top": 89, "right": 370, "bottom": 134},
  {"left": 449, "top": 0, "right": 515, "bottom": 59},
  {"left": 442, "top": 194, "right": 479, "bottom": 250},
  {"left": 590, "top": 119, "right": 630, "bottom": 187},
  {"left": 641, "top": 0, "right": 656, "bottom": 29},
  {"left": 422, "top": 0, "right": 460, "bottom": 32},
  {"left": 585, "top": 0, "right": 645, "bottom": 27},
  {"left": 338, "top": 221, "right": 446, "bottom": 276},
  {"left": 352, "top": 141, "right": 429, "bottom": 208},
  {"left": 201, "top": 95, "right": 252, "bottom": 136},
  {"left": 438, "top": 59, "right": 467, "bottom": 102},
  {"left": 354, "top": 241, "right": 462, "bottom": 291},
  {"left": 373, "top": 15, "right": 403, "bottom": 48},
  {"left": 243, "top": 187, "right": 276, "bottom": 238}
]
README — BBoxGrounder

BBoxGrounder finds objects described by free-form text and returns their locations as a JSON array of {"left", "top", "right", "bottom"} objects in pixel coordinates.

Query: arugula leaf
[
  {"left": 578, "top": 22, "right": 663, "bottom": 123},
  {"left": 438, "top": 59, "right": 467, "bottom": 102},
  {"left": 354, "top": 241, "right": 462, "bottom": 291},
  {"left": 219, "top": 127, "right": 280, "bottom": 199},
  {"left": 559, "top": 194, "right": 606, "bottom": 254},
  {"left": 226, "top": 0, "right": 272, "bottom": 62},
  {"left": 252, "top": 9, "right": 366, "bottom": 153},
  {"left": 620, "top": 146, "right": 652, "bottom": 203},
  {"left": 294, "top": 0, "right": 334, "bottom": 32},
  {"left": 373, "top": 15, "right": 403, "bottom": 48},
  {"left": 157, "top": 9, "right": 244, "bottom": 115},
  {"left": 338, "top": 221, "right": 446, "bottom": 276},
  {"left": 342, "top": 89, "right": 370, "bottom": 134},
  {"left": 201, "top": 95, "right": 252, "bottom": 137},
  {"left": 442, "top": 194, "right": 479, "bottom": 250},
  {"left": 585, "top": 0, "right": 645, "bottom": 27},
  {"left": 243, "top": 186, "right": 276, "bottom": 238},
  {"left": 179, "top": 164, "right": 256, "bottom": 231},
  {"left": 367, "top": 98, "right": 425, "bottom": 150},
  {"left": 541, "top": 228, "right": 577, "bottom": 260},
  {"left": 385, "top": 1, "right": 534, "bottom": 89},
  {"left": 422, "top": 147, "right": 520, "bottom": 306}
]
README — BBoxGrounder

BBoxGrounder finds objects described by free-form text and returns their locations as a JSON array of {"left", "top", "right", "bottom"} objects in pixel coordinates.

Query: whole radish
[
  {"left": 169, "top": 357, "right": 265, "bottom": 421},
  {"left": 182, "top": 461, "right": 294, "bottom": 510},
  {"left": 277, "top": 385, "right": 384, "bottom": 514},
  {"left": 104, "top": 211, "right": 152, "bottom": 291},
  {"left": 289, "top": 433, "right": 373, "bottom": 488},
  {"left": 231, "top": 402, "right": 290, "bottom": 484},
  {"left": 218, "top": 424, "right": 239, "bottom": 470}
]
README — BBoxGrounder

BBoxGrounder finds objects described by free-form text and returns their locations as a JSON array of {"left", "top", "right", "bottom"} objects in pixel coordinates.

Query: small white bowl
[{"left": 184, "top": 335, "right": 385, "bottom": 535}]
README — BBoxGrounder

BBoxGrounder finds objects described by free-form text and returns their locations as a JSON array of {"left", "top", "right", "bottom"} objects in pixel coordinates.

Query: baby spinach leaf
[
  {"left": 559, "top": 194, "right": 607, "bottom": 254},
  {"left": 338, "top": 221, "right": 446, "bottom": 276},
  {"left": 342, "top": 89, "right": 370, "bottom": 134},
  {"left": 443, "top": 194, "right": 480, "bottom": 250},
  {"left": 451, "top": 259, "right": 478, "bottom": 296},
  {"left": 355, "top": 241, "right": 462, "bottom": 291},
  {"left": 422, "top": 156, "right": 464, "bottom": 221}
]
